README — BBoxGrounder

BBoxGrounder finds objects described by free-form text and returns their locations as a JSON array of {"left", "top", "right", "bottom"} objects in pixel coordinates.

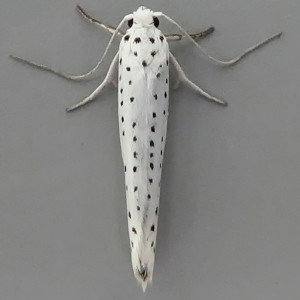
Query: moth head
[{"left": 128, "top": 6, "right": 161, "bottom": 28}]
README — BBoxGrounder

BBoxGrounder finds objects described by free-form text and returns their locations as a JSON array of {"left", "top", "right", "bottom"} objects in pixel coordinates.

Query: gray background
[{"left": 1, "top": 0, "right": 299, "bottom": 299}]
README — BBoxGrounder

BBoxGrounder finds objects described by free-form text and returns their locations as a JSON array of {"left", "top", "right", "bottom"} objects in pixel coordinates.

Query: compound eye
[
  {"left": 128, "top": 19, "right": 133, "bottom": 27},
  {"left": 153, "top": 17, "right": 159, "bottom": 27}
]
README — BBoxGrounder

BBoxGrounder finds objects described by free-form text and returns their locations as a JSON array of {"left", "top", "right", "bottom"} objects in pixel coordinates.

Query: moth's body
[
  {"left": 118, "top": 11, "right": 169, "bottom": 290},
  {"left": 10, "top": 3, "right": 282, "bottom": 292}
]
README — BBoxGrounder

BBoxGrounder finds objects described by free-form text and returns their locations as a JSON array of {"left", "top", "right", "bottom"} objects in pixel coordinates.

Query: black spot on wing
[{"left": 134, "top": 37, "right": 141, "bottom": 43}]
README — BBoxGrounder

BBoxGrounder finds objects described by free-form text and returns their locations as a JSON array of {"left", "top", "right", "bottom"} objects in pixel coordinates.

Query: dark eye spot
[
  {"left": 150, "top": 163, "right": 154, "bottom": 170},
  {"left": 134, "top": 37, "right": 141, "bottom": 43},
  {"left": 154, "top": 94, "right": 158, "bottom": 100},
  {"left": 126, "top": 67, "right": 131, "bottom": 71},
  {"left": 161, "top": 150, "right": 163, "bottom": 155},
  {"left": 151, "top": 50, "right": 156, "bottom": 57},
  {"left": 160, "top": 163, "right": 162, "bottom": 168},
  {"left": 120, "top": 88, "right": 123, "bottom": 94},
  {"left": 166, "top": 59, "right": 169, "bottom": 66},
  {"left": 151, "top": 225, "right": 155, "bottom": 232},
  {"left": 134, "top": 51, "right": 138, "bottom": 56},
  {"left": 137, "top": 206, "right": 140, "bottom": 211},
  {"left": 160, "top": 36, "right": 164, "bottom": 41},
  {"left": 133, "top": 136, "right": 137, "bottom": 142},
  {"left": 131, "top": 241, "right": 134, "bottom": 247},
  {"left": 163, "top": 110, "right": 166, "bottom": 115},
  {"left": 151, "top": 126, "right": 155, "bottom": 132},
  {"left": 129, "top": 80, "right": 132, "bottom": 85},
  {"left": 132, "top": 122, "right": 136, "bottom": 128},
  {"left": 151, "top": 241, "right": 154, "bottom": 247},
  {"left": 133, "top": 151, "right": 138, "bottom": 158},
  {"left": 149, "top": 37, "right": 155, "bottom": 43},
  {"left": 122, "top": 131, "right": 125, "bottom": 136},
  {"left": 161, "top": 136, "right": 164, "bottom": 142},
  {"left": 166, "top": 78, "right": 168, "bottom": 84},
  {"left": 153, "top": 112, "right": 156, "bottom": 118},
  {"left": 149, "top": 178, "right": 153, "bottom": 184},
  {"left": 164, "top": 92, "right": 167, "bottom": 98},
  {"left": 155, "top": 207, "right": 158, "bottom": 215},
  {"left": 124, "top": 166, "right": 127, "bottom": 172},
  {"left": 150, "top": 153, "right": 154, "bottom": 158},
  {"left": 130, "top": 97, "right": 134, "bottom": 102},
  {"left": 132, "top": 227, "right": 137, "bottom": 234},
  {"left": 133, "top": 166, "right": 137, "bottom": 172},
  {"left": 120, "top": 101, "right": 123, "bottom": 106},
  {"left": 124, "top": 35, "right": 130, "bottom": 41},
  {"left": 150, "top": 140, "right": 154, "bottom": 147},
  {"left": 156, "top": 73, "right": 161, "bottom": 79},
  {"left": 119, "top": 58, "right": 122, "bottom": 64},
  {"left": 121, "top": 116, "right": 124, "bottom": 122},
  {"left": 134, "top": 186, "right": 138, "bottom": 192},
  {"left": 128, "top": 19, "right": 133, "bottom": 27},
  {"left": 142, "top": 60, "right": 147, "bottom": 67},
  {"left": 148, "top": 194, "right": 151, "bottom": 199},
  {"left": 153, "top": 17, "right": 159, "bottom": 27},
  {"left": 128, "top": 212, "right": 131, "bottom": 218}
]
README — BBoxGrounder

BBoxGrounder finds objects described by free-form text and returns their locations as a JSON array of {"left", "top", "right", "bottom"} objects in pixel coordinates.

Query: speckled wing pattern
[{"left": 118, "top": 26, "right": 169, "bottom": 289}]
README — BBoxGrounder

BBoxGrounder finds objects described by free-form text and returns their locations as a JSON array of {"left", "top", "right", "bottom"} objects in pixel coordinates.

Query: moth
[{"left": 10, "top": 5, "right": 282, "bottom": 291}]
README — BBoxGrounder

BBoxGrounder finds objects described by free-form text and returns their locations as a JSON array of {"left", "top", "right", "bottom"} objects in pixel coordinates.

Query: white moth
[{"left": 10, "top": 5, "right": 282, "bottom": 291}]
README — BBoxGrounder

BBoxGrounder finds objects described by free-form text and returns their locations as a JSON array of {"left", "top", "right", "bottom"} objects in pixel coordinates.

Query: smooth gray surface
[{"left": 1, "top": 0, "right": 299, "bottom": 299}]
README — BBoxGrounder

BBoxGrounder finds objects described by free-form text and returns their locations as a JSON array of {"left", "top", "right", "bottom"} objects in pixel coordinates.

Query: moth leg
[
  {"left": 166, "top": 26, "right": 215, "bottom": 41},
  {"left": 76, "top": 5, "right": 125, "bottom": 36},
  {"left": 9, "top": 54, "right": 93, "bottom": 81},
  {"left": 66, "top": 52, "right": 119, "bottom": 112},
  {"left": 169, "top": 52, "right": 227, "bottom": 105}
]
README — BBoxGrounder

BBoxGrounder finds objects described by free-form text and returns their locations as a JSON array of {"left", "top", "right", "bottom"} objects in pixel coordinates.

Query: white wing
[{"left": 118, "top": 26, "right": 169, "bottom": 289}]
